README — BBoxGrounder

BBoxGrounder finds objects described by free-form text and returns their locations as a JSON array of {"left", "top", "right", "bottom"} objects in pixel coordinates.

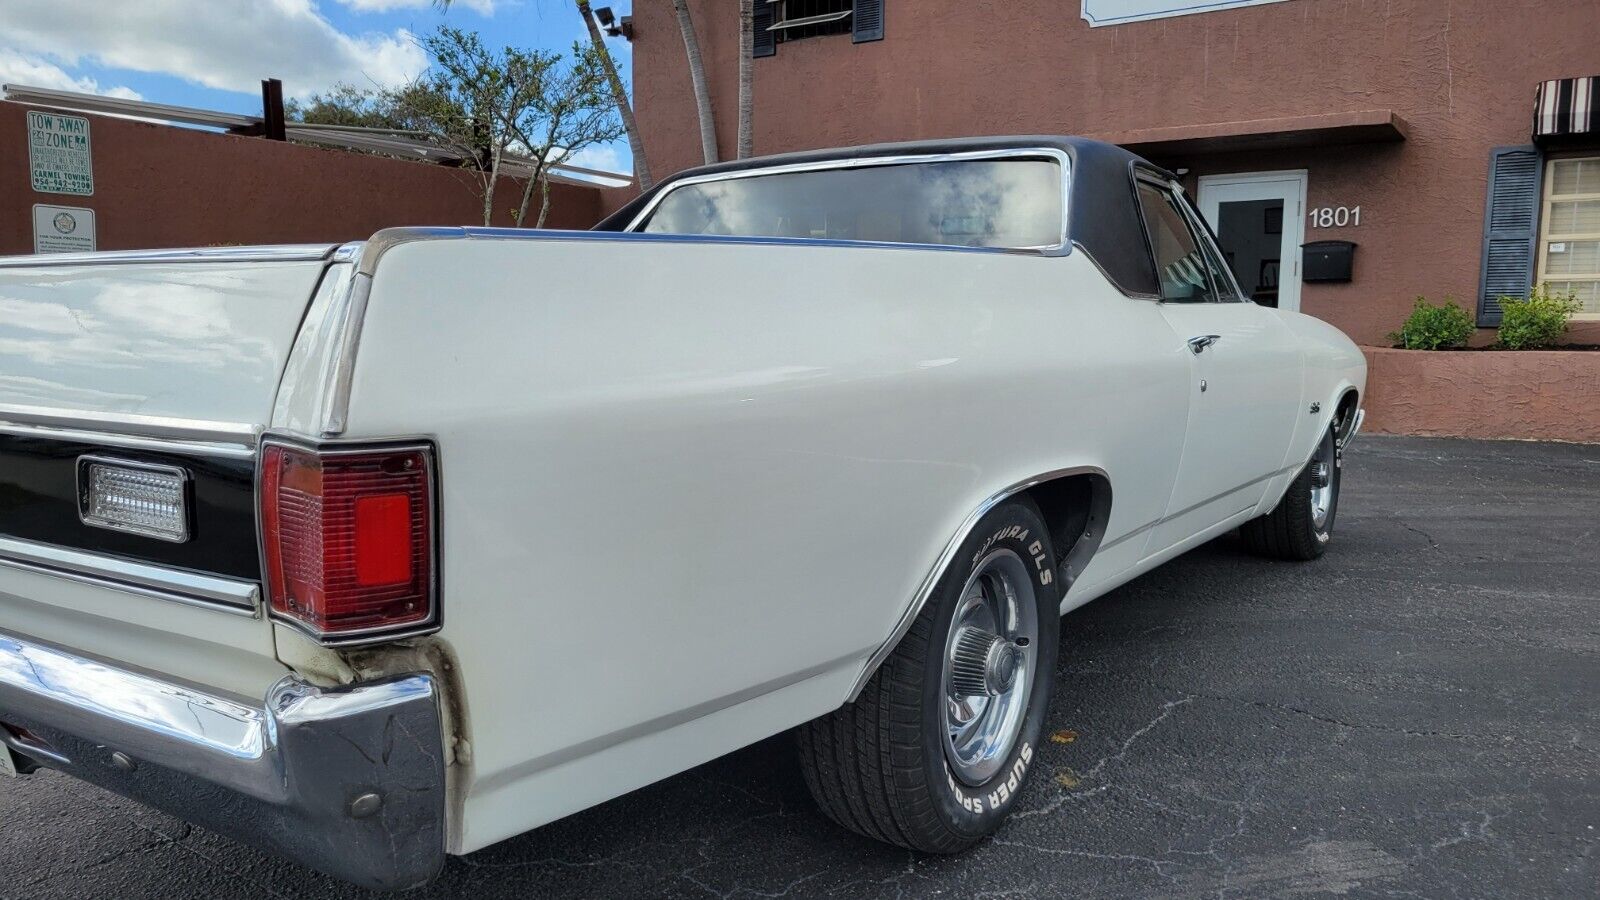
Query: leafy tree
[
  {"left": 436, "top": 0, "right": 652, "bottom": 190},
  {"left": 505, "top": 41, "right": 624, "bottom": 227},
  {"left": 291, "top": 27, "right": 620, "bottom": 229}
]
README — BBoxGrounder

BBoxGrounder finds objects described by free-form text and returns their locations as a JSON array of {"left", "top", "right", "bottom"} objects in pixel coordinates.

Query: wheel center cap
[{"left": 951, "top": 627, "right": 1026, "bottom": 697}]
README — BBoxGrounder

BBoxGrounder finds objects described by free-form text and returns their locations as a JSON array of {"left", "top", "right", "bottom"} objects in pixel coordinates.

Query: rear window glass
[{"left": 638, "top": 158, "right": 1064, "bottom": 249}]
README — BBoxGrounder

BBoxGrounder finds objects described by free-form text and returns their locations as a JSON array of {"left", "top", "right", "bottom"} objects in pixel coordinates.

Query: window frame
[
  {"left": 1535, "top": 153, "right": 1600, "bottom": 321},
  {"left": 767, "top": 0, "right": 855, "bottom": 41},
  {"left": 1132, "top": 173, "right": 1242, "bottom": 304},
  {"left": 623, "top": 147, "right": 1075, "bottom": 254}
]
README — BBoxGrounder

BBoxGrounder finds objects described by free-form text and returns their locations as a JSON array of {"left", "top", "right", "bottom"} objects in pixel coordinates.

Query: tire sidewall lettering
[{"left": 935, "top": 505, "right": 1060, "bottom": 835}]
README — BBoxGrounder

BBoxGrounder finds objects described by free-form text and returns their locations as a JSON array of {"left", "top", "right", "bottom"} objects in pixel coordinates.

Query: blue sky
[{"left": 0, "top": 0, "right": 635, "bottom": 173}]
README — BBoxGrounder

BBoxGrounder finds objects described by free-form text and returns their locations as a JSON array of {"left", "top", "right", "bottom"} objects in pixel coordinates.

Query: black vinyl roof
[{"left": 594, "top": 136, "right": 1167, "bottom": 298}]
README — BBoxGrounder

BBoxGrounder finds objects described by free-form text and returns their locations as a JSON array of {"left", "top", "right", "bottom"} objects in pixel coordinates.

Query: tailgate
[{"left": 0, "top": 245, "right": 335, "bottom": 697}]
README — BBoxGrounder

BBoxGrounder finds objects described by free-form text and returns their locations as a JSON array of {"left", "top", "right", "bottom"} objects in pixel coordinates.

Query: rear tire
[
  {"left": 796, "top": 499, "right": 1060, "bottom": 853},
  {"left": 1241, "top": 424, "right": 1340, "bottom": 561}
]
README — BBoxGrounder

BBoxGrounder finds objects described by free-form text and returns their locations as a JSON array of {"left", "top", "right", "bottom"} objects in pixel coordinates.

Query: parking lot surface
[{"left": 2, "top": 436, "right": 1596, "bottom": 899}]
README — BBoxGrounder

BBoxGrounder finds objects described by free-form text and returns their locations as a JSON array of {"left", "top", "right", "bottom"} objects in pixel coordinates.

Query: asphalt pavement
[{"left": 2, "top": 436, "right": 1596, "bottom": 899}]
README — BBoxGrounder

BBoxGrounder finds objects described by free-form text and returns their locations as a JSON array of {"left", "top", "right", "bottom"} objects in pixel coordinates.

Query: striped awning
[{"left": 1535, "top": 76, "right": 1598, "bottom": 142}]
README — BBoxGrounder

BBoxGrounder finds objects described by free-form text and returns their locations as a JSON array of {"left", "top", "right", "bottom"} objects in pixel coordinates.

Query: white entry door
[{"left": 1198, "top": 171, "right": 1308, "bottom": 312}]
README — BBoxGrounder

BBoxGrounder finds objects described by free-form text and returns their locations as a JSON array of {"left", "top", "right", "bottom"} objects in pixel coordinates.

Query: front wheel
[
  {"left": 796, "top": 499, "right": 1060, "bottom": 853},
  {"left": 1241, "top": 423, "right": 1341, "bottom": 560}
]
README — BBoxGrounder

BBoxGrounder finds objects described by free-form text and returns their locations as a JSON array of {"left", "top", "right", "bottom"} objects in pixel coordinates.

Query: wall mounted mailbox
[{"left": 1302, "top": 240, "right": 1356, "bottom": 283}]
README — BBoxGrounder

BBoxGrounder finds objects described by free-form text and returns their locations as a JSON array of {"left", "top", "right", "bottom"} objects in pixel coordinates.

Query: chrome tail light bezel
[{"left": 256, "top": 435, "right": 442, "bottom": 647}]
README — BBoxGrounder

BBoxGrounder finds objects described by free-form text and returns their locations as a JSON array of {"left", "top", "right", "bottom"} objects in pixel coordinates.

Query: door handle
[{"left": 1187, "top": 334, "right": 1222, "bottom": 354}]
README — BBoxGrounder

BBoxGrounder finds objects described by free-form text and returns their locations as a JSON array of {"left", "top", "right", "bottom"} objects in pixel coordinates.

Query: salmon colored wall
[
  {"left": 0, "top": 101, "right": 606, "bottom": 255},
  {"left": 1363, "top": 347, "right": 1600, "bottom": 443},
  {"left": 632, "top": 0, "right": 1600, "bottom": 346}
]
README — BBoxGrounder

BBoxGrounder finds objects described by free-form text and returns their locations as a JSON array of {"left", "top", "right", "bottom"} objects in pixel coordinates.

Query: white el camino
[{"left": 0, "top": 137, "right": 1365, "bottom": 888}]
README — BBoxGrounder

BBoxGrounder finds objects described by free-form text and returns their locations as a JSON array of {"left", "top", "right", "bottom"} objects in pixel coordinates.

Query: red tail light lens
[{"left": 260, "top": 442, "right": 436, "bottom": 641}]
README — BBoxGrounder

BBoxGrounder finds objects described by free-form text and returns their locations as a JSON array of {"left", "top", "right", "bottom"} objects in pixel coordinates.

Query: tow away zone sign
[{"left": 28, "top": 110, "right": 94, "bottom": 196}]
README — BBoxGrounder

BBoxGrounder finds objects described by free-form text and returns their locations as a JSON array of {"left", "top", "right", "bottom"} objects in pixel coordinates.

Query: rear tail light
[{"left": 260, "top": 441, "right": 437, "bottom": 642}]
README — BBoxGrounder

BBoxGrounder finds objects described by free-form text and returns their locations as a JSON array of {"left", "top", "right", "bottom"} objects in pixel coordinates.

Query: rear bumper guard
[{"left": 0, "top": 631, "right": 445, "bottom": 889}]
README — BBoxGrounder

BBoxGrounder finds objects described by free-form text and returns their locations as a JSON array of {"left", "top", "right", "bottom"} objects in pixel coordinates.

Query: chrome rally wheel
[
  {"left": 942, "top": 549, "right": 1038, "bottom": 787},
  {"left": 796, "top": 499, "right": 1060, "bottom": 853}
]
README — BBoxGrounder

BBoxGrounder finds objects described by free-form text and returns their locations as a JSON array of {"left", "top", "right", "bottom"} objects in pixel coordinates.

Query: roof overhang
[{"left": 1095, "top": 109, "right": 1409, "bottom": 158}]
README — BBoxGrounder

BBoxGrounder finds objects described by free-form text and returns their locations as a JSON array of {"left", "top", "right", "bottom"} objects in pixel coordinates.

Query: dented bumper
[{"left": 0, "top": 631, "right": 445, "bottom": 890}]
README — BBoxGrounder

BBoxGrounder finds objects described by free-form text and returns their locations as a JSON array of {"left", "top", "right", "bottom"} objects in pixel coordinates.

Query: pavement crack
[{"left": 1014, "top": 695, "right": 1193, "bottom": 820}]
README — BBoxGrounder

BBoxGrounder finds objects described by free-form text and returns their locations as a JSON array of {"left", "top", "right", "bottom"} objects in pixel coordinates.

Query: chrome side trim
[
  {"left": 0, "top": 405, "right": 257, "bottom": 446},
  {"left": 1341, "top": 407, "right": 1366, "bottom": 451},
  {"left": 320, "top": 272, "right": 372, "bottom": 436},
  {"left": 0, "top": 244, "right": 337, "bottom": 268},
  {"left": 0, "top": 535, "right": 259, "bottom": 613},
  {"left": 477, "top": 649, "right": 863, "bottom": 790},
  {"left": 0, "top": 632, "right": 445, "bottom": 890},
  {"left": 846, "top": 465, "right": 1108, "bottom": 701},
  {"left": 620, "top": 146, "right": 1076, "bottom": 253},
  {"left": 0, "top": 422, "right": 254, "bottom": 459}
]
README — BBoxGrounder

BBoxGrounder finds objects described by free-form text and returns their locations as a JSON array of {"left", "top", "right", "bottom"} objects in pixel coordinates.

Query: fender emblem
[{"left": 1309, "top": 402, "right": 1322, "bottom": 414}]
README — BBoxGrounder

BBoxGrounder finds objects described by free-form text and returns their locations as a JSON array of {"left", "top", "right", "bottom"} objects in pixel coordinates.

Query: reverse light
[
  {"left": 78, "top": 457, "right": 191, "bottom": 543},
  {"left": 260, "top": 441, "right": 436, "bottom": 642}
]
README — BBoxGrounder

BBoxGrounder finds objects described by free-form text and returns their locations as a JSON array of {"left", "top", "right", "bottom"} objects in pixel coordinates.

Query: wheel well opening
[
  {"left": 1020, "top": 473, "right": 1112, "bottom": 591},
  {"left": 1335, "top": 389, "right": 1360, "bottom": 440}
]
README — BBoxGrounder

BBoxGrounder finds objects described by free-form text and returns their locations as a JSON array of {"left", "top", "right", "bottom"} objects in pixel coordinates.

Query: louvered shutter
[
  {"left": 853, "top": 0, "right": 884, "bottom": 42},
  {"left": 1477, "top": 146, "right": 1544, "bottom": 326},
  {"left": 753, "top": 1, "right": 776, "bottom": 57}
]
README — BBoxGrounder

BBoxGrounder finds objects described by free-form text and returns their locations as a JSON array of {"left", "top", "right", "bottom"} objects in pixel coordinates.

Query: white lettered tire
[{"left": 796, "top": 499, "right": 1060, "bottom": 852}]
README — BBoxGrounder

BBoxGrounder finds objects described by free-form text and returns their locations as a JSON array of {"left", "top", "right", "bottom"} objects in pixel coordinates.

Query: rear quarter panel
[{"left": 341, "top": 235, "right": 1192, "bottom": 850}]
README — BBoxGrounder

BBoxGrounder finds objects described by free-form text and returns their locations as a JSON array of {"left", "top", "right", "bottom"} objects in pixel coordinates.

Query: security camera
[{"left": 594, "top": 6, "right": 624, "bottom": 36}]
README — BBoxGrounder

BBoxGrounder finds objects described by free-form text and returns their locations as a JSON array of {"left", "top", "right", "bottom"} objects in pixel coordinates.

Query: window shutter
[
  {"left": 853, "top": 0, "right": 884, "bottom": 43},
  {"left": 1477, "top": 146, "right": 1544, "bottom": 326},
  {"left": 753, "top": 2, "right": 776, "bottom": 57}
]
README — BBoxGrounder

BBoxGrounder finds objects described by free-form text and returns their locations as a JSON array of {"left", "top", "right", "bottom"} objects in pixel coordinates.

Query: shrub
[
  {"left": 1497, "top": 284, "right": 1580, "bottom": 350},
  {"left": 1387, "top": 296, "right": 1475, "bottom": 350}
]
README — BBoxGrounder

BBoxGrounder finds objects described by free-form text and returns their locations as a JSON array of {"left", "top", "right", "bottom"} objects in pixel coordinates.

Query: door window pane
[{"left": 1135, "top": 181, "right": 1219, "bottom": 302}]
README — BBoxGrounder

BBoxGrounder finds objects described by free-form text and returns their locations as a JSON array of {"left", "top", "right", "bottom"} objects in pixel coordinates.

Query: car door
[{"left": 1133, "top": 175, "right": 1304, "bottom": 556}]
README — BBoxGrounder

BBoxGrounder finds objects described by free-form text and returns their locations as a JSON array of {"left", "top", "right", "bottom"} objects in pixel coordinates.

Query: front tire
[
  {"left": 796, "top": 500, "right": 1060, "bottom": 853},
  {"left": 1241, "top": 423, "right": 1341, "bottom": 560}
]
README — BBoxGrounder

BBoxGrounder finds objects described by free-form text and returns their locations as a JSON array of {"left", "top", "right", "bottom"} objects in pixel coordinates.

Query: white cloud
[
  {"left": 564, "top": 144, "right": 629, "bottom": 175},
  {"left": 0, "top": 48, "right": 141, "bottom": 99},
  {"left": 338, "top": 0, "right": 498, "bottom": 14},
  {"left": 1, "top": 1, "right": 428, "bottom": 99}
]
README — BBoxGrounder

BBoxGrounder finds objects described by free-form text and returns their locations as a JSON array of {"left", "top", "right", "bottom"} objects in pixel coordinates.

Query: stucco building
[{"left": 631, "top": 0, "right": 1600, "bottom": 346}]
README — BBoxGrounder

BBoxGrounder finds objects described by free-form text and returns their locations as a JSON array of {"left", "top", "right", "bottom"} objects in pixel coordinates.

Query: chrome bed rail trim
[
  {"left": 0, "top": 244, "right": 337, "bottom": 268},
  {"left": 353, "top": 225, "right": 1040, "bottom": 277},
  {"left": 0, "top": 535, "right": 259, "bottom": 614},
  {"left": 0, "top": 404, "right": 258, "bottom": 447},
  {"left": 0, "top": 421, "right": 255, "bottom": 459}
]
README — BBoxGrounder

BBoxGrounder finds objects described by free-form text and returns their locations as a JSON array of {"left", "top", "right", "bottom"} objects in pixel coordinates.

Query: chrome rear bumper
[{"left": 0, "top": 631, "right": 445, "bottom": 889}]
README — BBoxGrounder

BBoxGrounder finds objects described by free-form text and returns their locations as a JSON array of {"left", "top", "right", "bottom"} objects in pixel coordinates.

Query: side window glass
[
  {"left": 1177, "top": 191, "right": 1245, "bottom": 302},
  {"left": 1135, "top": 181, "right": 1219, "bottom": 303}
]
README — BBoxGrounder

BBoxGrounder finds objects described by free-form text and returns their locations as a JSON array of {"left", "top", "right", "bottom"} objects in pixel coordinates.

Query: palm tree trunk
[
  {"left": 737, "top": 0, "right": 754, "bottom": 159},
  {"left": 575, "top": 0, "right": 653, "bottom": 190},
  {"left": 673, "top": 0, "right": 719, "bottom": 164}
]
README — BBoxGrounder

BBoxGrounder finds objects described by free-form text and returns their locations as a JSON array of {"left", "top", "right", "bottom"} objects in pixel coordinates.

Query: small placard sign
[{"left": 33, "top": 204, "right": 97, "bottom": 254}]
